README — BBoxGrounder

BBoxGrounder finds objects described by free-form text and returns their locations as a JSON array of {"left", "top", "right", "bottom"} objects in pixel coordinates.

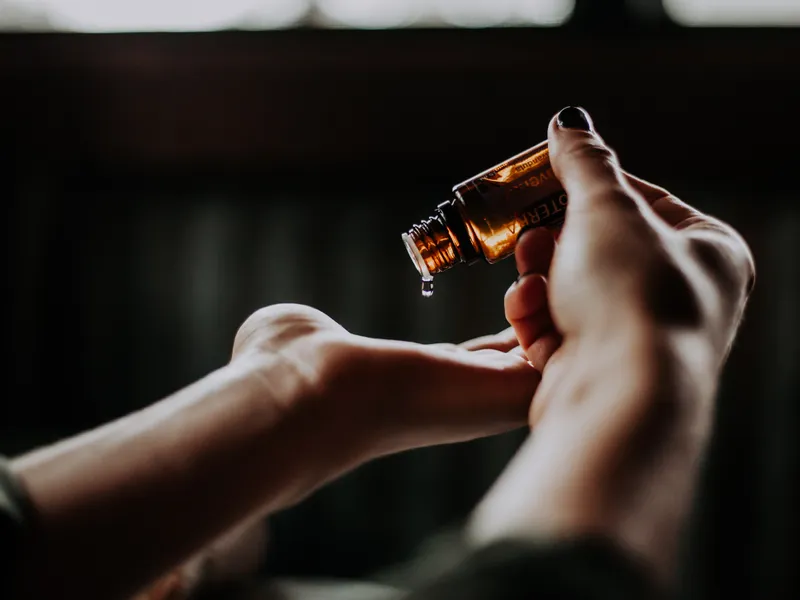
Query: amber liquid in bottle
[{"left": 402, "top": 140, "right": 565, "bottom": 296}]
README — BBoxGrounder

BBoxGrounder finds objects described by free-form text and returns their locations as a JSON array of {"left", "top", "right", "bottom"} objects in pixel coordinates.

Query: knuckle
[
  {"left": 579, "top": 208, "right": 662, "bottom": 271},
  {"left": 559, "top": 139, "right": 635, "bottom": 207},
  {"left": 603, "top": 185, "right": 643, "bottom": 212},
  {"left": 258, "top": 303, "right": 326, "bottom": 325},
  {"left": 744, "top": 250, "right": 756, "bottom": 295},
  {"left": 642, "top": 252, "right": 705, "bottom": 329},
  {"left": 234, "top": 304, "right": 341, "bottom": 351},
  {"left": 580, "top": 221, "right": 705, "bottom": 329},
  {"left": 567, "top": 139, "right": 619, "bottom": 169},
  {"left": 688, "top": 227, "right": 756, "bottom": 298}
]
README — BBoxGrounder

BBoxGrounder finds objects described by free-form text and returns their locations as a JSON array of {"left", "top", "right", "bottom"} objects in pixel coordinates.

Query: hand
[
  {"left": 231, "top": 304, "right": 539, "bottom": 488},
  {"left": 506, "top": 107, "right": 754, "bottom": 426},
  {"left": 131, "top": 318, "right": 540, "bottom": 599},
  {"left": 12, "top": 281, "right": 539, "bottom": 600},
  {"left": 470, "top": 107, "right": 754, "bottom": 580}
]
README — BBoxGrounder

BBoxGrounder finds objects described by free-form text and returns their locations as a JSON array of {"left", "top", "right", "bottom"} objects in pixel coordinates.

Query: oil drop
[
  {"left": 421, "top": 277, "right": 434, "bottom": 298},
  {"left": 402, "top": 232, "right": 435, "bottom": 298}
]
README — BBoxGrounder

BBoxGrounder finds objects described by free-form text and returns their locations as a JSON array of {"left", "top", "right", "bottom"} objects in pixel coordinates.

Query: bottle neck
[
  {"left": 404, "top": 211, "right": 459, "bottom": 276},
  {"left": 403, "top": 200, "right": 478, "bottom": 276}
]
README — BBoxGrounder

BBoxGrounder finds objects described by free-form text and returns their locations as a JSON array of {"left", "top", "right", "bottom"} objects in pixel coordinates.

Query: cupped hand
[
  {"left": 134, "top": 310, "right": 536, "bottom": 600},
  {"left": 231, "top": 304, "right": 540, "bottom": 467}
]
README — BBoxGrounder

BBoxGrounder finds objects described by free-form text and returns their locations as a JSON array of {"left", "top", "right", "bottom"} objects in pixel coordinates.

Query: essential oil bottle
[{"left": 402, "top": 140, "right": 566, "bottom": 297}]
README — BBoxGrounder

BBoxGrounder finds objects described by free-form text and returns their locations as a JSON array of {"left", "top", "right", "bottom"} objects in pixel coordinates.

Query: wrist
[
  {"left": 471, "top": 324, "right": 717, "bottom": 582},
  {"left": 229, "top": 338, "right": 372, "bottom": 508}
]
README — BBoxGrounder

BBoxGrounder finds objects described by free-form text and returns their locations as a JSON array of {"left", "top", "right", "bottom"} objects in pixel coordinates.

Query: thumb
[{"left": 547, "top": 107, "right": 645, "bottom": 216}]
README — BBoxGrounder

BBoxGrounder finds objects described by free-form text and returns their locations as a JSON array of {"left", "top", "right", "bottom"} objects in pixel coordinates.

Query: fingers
[
  {"left": 441, "top": 225, "right": 555, "bottom": 355},
  {"left": 505, "top": 273, "right": 561, "bottom": 371},
  {"left": 504, "top": 227, "right": 561, "bottom": 370},
  {"left": 460, "top": 327, "right": 519, "bottom": 352},
  {"left": 548, "top": 108, "right": 746, "bottom": 298},
  {"left": 516, "top": 224, "right": 557, "bottom": 277},
  {"left": 381, "top": 342, "right": 541, "bottom": 453},
  {"left": 424, "top": 348, "right": 542, "bottom": 436},
  {"left": 559, "top": 132, "right": 721, "bottom": 240},
  {"left": 430, "top": 327, "right": 518, "bottom": 354},
  {"left": 438, "top": 228, "right": 561, "bottom": 367},
  {"left": 623, "top": 172, "right": 705, "bottom": 230},
  {"left": 547, "top": 107, "right": 644, "bottom": 216},
  {"left": 623, "top": 172, "right": 756, "bottom": 296},
  {"left": 233, "top": 304, "right": 347, "bottom": 359}
]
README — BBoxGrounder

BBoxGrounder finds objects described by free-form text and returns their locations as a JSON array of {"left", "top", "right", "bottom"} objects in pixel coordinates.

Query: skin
[
  {"left": 9, "top": 108, "right": 753, "bottom": 598},
  {"left": 11, "top": 312, "right": 538, "bottom": 599},
  {"left": 469, "top": 108, "right": 754, "bottom": 585}
]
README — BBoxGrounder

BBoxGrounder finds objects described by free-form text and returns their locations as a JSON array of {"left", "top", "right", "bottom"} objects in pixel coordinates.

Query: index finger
[
  {"left": 623, "top": 172, "right": 706, "bottom": 230},
  {"left": 624, "top": 172, "right": 756, "bottom": 296},
  {"left": 459, "top": 327, "right": 520, "bottom": 352}
]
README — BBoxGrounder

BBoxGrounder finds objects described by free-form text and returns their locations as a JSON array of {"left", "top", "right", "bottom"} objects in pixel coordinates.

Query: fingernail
[{"left": 557, "top": 106, "right": 592, "bottom": 131}]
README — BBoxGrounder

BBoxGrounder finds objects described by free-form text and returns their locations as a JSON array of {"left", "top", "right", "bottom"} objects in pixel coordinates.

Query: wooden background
[{"left": 2, "top": 8, "right": 798, "bottom": 597}]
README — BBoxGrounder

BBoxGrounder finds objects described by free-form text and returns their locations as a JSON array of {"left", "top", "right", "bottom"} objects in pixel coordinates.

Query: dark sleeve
[
  {"left": 0, "top": 456, "right": 35, "bottom": 598},
  {"left": 403, "top": 536, "right": 663, "bottom": 600}
]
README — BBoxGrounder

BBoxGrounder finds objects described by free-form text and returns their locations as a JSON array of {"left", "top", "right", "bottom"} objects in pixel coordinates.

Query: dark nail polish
[{"left": 557, "top": 106, "right": 592, "bottom": 131}]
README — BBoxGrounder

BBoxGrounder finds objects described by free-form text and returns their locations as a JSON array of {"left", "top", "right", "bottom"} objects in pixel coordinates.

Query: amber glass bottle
[{"left": 402, "top": 140, "right": 566, "bottom": 288}]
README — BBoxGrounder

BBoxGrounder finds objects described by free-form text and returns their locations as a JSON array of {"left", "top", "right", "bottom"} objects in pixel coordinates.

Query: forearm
[
  {"left": 601, "top": 327, "right": 719, "bottom": 579},
  {"left": 470, "top": 324, "right": 719, "bottom": 584},
  {"left": 10, "top": 355, "right": 338, "bottom": 599}
]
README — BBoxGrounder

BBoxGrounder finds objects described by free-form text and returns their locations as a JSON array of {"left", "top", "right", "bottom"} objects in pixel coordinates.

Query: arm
[
  {"left": 470, "top": 325, "right": 717, "bottom": 583},
  {"left": 9, "top": 308, "right": 539, "bottom": 599},
  {"left": 11, "top": 354, "right": 336, "bottom": 600},
  {"left": 440, "top": 106, "right": 753, "bottom": 594}
]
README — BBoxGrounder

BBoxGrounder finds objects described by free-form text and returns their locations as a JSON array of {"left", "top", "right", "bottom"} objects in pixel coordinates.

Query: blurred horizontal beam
[{"left": 1, "top": 28, "right": 798, "bottom": 186}]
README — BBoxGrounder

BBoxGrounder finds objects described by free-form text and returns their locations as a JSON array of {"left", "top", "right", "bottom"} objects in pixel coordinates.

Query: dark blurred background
[{"left": 1, "top": 0, "right": 798, "bottom": 597}]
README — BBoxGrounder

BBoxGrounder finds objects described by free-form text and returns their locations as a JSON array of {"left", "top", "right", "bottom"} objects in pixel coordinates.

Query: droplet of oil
[{"left": 421, "top": 276, "right": 434, "bottom": 298}]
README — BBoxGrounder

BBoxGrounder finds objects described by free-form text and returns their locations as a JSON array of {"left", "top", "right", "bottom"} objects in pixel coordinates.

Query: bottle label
[
  {"left": 516, "top": 190, "right": 568, "bottom": 230},
  {"left": 472, "top": 165, "right": 567, "bottom": 235},
  {"left": 451, "top": 141, "right": 568, "bottom": 264},
  {"left": 481, "top": 148, "right": 551, "bottom": 186},
  {"left": 456, "top": 163, "right": 567, "bottom": 263}
]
